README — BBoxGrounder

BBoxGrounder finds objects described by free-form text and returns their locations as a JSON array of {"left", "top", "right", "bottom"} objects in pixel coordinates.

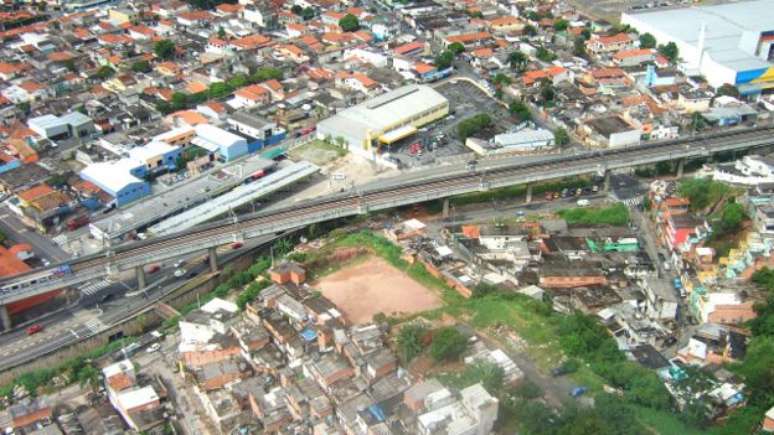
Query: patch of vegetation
[
  {"left": 397, "top": 323, "right": 428, "bottom": 363},
  {"left": 439, "top": 362, "right": 505, "bottom": 395},
  {"left": 430, "top": 327, "right": 468, "bottom": 362},
  {"left": 678, "top": 178, "right": 732, "bottom": 211},
  {"left": 457, "top": 113, "right": 492, "bottom": 141},
  {"left": 557, "top": 203, "right": 630, "bottom": 226}
]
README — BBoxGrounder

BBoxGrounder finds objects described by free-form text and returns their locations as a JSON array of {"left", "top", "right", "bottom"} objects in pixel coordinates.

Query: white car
[
  {"left": 174, "top": 268, "right": 187, "bottom": 278},
  {"left": 146, "top": 343, "right": 161, "bottom": 353}
]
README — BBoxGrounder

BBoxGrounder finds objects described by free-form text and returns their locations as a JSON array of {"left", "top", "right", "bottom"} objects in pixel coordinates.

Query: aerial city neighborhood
[{"left": 0, "top": 0, "right": 773, "bottom": 433}]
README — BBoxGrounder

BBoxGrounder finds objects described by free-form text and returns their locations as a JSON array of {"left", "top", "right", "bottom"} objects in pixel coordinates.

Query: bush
[
  {"left": 457, "top": 113, "right": 492, "bottom": 141},
  {"left": 397, "top": 324, "right": 427, "bottom": 363},
  {"left": 556, "top": 203, "right": 630, "bottom": 226},
  {"left": 430, "top": 327, "right": 467, "bottom": 362},
  {"left": 236, "top": 280, "right": 271, "bottom": 310}
]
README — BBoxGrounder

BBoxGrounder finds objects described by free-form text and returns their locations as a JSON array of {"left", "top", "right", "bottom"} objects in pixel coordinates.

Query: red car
[
  {"left": 231, "top": 242, "right": 244, "bottom": 250},
  {"left": 147, "top": 264, "right": 161, "bottom": 274},
  {"left": 26, "top": 324, "right": 43, "bottom": 335}
]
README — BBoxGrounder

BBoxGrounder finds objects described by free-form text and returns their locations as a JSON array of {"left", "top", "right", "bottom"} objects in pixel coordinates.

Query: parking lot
[{"left": 379, "top": 80, "right": 518, "bottom": 168}]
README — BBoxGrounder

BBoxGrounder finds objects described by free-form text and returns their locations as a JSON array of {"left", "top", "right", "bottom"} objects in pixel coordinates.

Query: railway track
[{"left": 2, "top": 124, "right": 774, "bottom": 297}]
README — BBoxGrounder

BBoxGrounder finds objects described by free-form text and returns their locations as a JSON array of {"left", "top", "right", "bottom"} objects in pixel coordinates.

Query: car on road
[
  {"left": 174, "top": 268, "right": 187, "bottom": 278},
  {"left": 26, "top": 324, "right": 44, "bottom": 335},
  {"left": 570, "top": 386, "right": 588, "bottom": 398},
  {"left": 173, "top": 260, "right": 185, "bottom": 269},
  {"left": 231, "top": 242, "right": 244, "bottom": 250},
  {"left": 576, "top": 199, "right": 590, "bottom": 207},
  {"left": 147, "top": 264, "right": 161, "bottom": 274},
  {"left": 146, "top": 343, "right": 161, "bottom": 353}
]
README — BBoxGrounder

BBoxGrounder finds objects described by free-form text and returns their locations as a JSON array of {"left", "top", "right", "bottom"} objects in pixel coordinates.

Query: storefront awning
[{"left": 379, "top": 125, "right": 416, "bottom": 144}]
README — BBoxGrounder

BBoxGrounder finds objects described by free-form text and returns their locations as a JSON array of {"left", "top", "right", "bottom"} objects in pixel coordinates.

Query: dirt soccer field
[{"left": 314, "top": 256, "right": 442, "bottom": 324}]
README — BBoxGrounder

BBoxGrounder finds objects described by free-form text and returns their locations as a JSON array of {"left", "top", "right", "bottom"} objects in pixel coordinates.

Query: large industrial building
[
  {"left": 316, "top": 85, "right": 449, "bottom": 158},
  {"left": 621, "top": 0, "right": 774, "bottom": 94}
]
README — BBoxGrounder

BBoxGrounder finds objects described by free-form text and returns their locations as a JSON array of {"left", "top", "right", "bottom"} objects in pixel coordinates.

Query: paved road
[
  {"left": 0, "top": 239, "right": 267, "bottom": 371},
  {"left": 0, "top": 204, "right": 70, "bottom": 262}
]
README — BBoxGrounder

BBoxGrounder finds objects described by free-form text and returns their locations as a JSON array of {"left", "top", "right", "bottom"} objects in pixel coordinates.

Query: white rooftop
[
  {"left": 622, "top": 0, "right": 774, "bottom": 71},
  {"left": 80, "top": 159, "right": 144, "bottom": 193},
  {"left": 116, "top": 386, "right": 159, "bottom": 411},
  {"left": 128, "top": 141, "right": 177, "bottom": 162},
  {"left": 201, "top": 297, "right": 238, "bottom": 314},
  {"left": 102, "top": 359, "right": 134, "bottom": 378}
]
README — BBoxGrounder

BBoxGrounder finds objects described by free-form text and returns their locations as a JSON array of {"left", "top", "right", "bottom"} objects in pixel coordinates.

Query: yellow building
[
  {"left": 108, "top": 8, "right": 137, "bottom": 25},
  {"left": 316, "top": 85, "right": 449, "bottom": 158}
]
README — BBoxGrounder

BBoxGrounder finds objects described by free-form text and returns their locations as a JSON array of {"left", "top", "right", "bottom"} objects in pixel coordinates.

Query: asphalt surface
[
  {"left": 0, "top": 204, "right": 70, "bottom": 262},
  {"left": 0, "top": 238, "right": 269, "bottom": 371}
]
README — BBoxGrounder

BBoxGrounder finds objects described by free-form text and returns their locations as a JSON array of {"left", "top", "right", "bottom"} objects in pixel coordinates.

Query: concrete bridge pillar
[
  {"left": 442, "top": 198, "right": 450, "bottom": 219},
  {"left": 676, "top": 159, "right": 685, "bottom": 178},
  {"left": 525, "top": 183, "right": 533, "bottom": 203},
  {"left": 603, "top": 170, "right": 611, "bottom": 192},
  {"left": 0, "top": 305, "right": 10, "bottom": 331},
  {"left": 135, "top": 266, "right": 146, "bottom": 291},
  {"left": 208, "top": 247, "right": 218, "bottom": 273}
]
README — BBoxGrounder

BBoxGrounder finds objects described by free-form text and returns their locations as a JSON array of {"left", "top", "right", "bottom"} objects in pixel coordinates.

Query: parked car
[
  {"left": 26, "top": 324, "right": 44, "bottom": 335},
  {"left": 570, "top": 386, "right": 588, "bottom": 398}
]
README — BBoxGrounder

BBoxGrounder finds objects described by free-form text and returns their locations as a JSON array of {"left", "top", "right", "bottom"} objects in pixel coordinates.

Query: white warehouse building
[
  {"left": 316, "top": 85, "right": 449, "bottom": 159},
  {"left": 621, "top": 0, "right": 774, "bottom": 95}
]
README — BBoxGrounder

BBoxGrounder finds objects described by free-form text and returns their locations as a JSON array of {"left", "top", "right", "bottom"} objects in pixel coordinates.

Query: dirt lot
[{"left": 314, "top": 256, "right": 442, "bottom": 324}]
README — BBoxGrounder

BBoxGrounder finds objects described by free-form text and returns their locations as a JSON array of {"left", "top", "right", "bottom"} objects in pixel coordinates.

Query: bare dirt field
[{"left": 314, "top": 256, "right": 442, "bottom": 324}]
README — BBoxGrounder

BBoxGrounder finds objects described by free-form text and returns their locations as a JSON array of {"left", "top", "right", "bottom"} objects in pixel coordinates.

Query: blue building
[
  {"left": 226, "top": 111, "right": 286, "bottom": 154},
  {"left": 80, "top": 159, "right": 150, "bottom": 207},
  {"left": 127, "top": 141, "right": 182, "bottom": 175},
  {"left": 193, "top": 124, "right": 249, "bottom": 162}
]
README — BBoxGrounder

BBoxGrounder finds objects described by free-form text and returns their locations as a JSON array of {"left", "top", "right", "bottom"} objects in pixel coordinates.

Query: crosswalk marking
[
  {"left": 622, "top": 197, "right": 643, "bottom": 207},
  {"left": 79, "top": 279, "right": 111, "bottom": 296},
  {"left": 83, "top": 319, "right": 104, "bottom": 334}
]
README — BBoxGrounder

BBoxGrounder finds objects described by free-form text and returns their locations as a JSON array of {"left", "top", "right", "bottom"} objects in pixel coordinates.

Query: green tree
[
  {"left": 291, "top": 4, "right": 303, "bottom": 15},
  {"left": 208, "top": 81, "right": 234, "bottom": 99},
  {"left": 301, "top": 7, "right": 315, "bottom": 20},
  {"left": 434, "top": 50, "right": 455, "bottom": 70},
  {"left": 397, "top": 324, "right": 427, "bottom": 363},
  {"left": 430, "top": 327, "right": 467, "bottom": 361},
  {"left": 217, "top": 26, "right": 226, "bottom": 39},
  {"left": 539, "top": 79, "right": 555, "bottom": 103},
  {"left": 553, "top": 19, "right": 569, "bottom": 31},
  {"left": 457, "top": 113, "right": 492, "bottom": 141},
  {"left": 719, "top": 200, "right": 745, "bottom": 233},
  {"left": 131, "top": 60, "right": 151, "bottom": 73},
  {"left": 554, "top": 127, "right": 570, "bottom": 146},
  {"left": 472, "top": 282, "right": 499, "bottom": 298},
  {"left": 154, "top": 39, "right": 176, "bottom": 60},
  {"left": 250, "top": 66, "right": 283, "bottom": 82},
  {"left": 658, "top": 42, "right": 679, "bottom": 62},
  {"left": 536, "top": 47, "right": 557, "bottom": 62},
  {"left": 94, "top": 65, "right": 115, "bottom": 79},
  {"left": 508, "top": 50, "right": 527, "bottom": 71},
  {"left": 716, "top": 83, "right": 740, "bottom": 99},
  {"left": 63, "top": 58, "right": 77, "bottom": 72},
  {"left": 508, "top": 100, "right": 531, "bottom": 122},
  {"left": 448, "top": 42, "right": 465, "bottom": 55},
  {"left": 691, "top": 111, "right": 705, "bottom": 132},
  {"left": 573, "top": 36, "right": 587, "bottom": 57},
  {"left": 491, "top": 73, "right": 511, "bottom": 87},
  {"left": 524, "top": 24, "right": 537, "bottom": 37},
  {"left": 639, "top": 32, "right": 657, "bottom": 49},
  {"left": 339, "top": 14, "right": 360, "bottom": 32}
]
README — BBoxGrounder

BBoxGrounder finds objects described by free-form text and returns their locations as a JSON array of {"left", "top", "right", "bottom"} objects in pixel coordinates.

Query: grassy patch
[
  {"left": 289, "top": 139, "right": 347, "bottom": 165},
  {"left": 633, "top": 405, "right": 705, "bottom": 435},
  {"left": 557, "top": 203, "right": 630, "bottom": 226}
]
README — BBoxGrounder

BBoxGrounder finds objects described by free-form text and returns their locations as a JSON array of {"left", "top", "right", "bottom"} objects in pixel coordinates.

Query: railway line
[{"left": 1, "top": 125, "right": 773, "bottom": 303}]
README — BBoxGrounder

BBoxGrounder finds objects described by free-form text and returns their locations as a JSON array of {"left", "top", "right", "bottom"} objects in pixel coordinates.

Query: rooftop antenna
[{"left": 696, "top": 21, "right": 706, "bottom": 69}]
